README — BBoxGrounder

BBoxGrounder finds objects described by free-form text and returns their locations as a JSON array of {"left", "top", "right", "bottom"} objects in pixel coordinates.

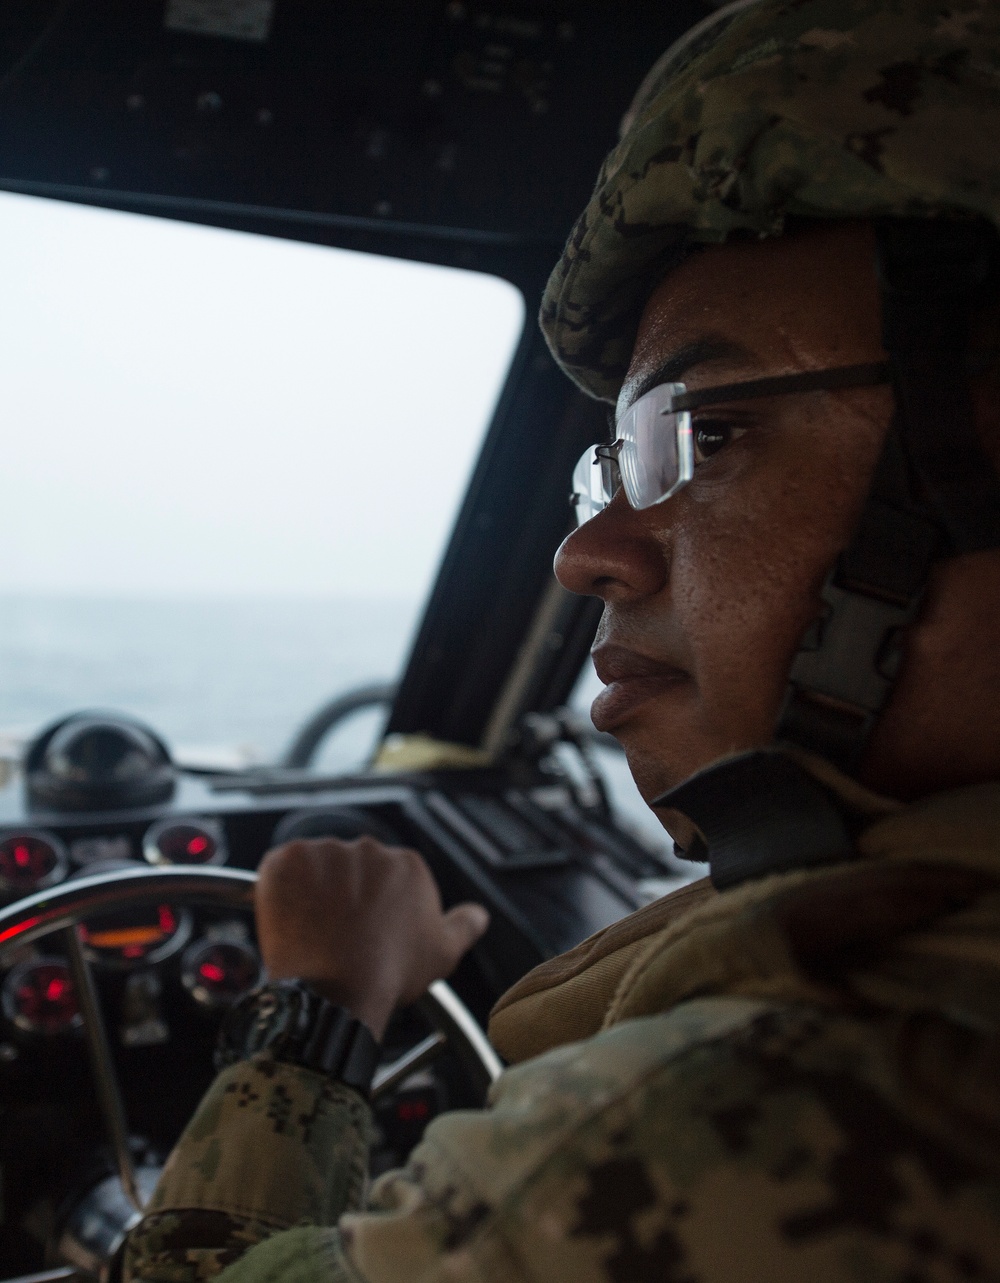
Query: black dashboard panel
[{"left": 0, "top": 760, "right": 677, "bottom": 1003}]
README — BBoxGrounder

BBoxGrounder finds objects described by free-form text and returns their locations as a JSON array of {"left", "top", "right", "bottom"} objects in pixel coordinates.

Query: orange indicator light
[{"left": 86, "top": 925, "right": 164, "bottom": 949}]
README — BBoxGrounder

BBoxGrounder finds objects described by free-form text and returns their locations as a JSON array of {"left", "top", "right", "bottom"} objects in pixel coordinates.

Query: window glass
[{"left": 0, "top": 192, "right": 524, "bottom": 767}]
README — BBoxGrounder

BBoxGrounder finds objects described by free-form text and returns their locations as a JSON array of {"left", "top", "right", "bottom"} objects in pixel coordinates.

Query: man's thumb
[{"left": 442, "top": 902, "right": 490, "bottom": 962}]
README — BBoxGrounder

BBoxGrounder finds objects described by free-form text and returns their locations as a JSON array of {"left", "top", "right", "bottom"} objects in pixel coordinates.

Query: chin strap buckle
[
  {"left": 778, "top": 492, "right": 939, "bottom": 775},
  {"left": 779, "top": 576, "right": 920, "bottom": 775}
]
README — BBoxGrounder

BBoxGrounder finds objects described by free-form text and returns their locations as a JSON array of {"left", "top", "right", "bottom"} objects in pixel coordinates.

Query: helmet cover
[{"left": 541, "top": 0, "right": 1000, "bottom": 402}]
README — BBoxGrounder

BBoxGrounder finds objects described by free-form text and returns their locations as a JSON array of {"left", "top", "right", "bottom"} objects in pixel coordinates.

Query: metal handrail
[{"left": 280, "top": 682, "right": 398, "bottom": 769}]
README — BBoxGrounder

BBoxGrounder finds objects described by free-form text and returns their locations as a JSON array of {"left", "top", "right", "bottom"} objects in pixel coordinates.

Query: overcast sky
[{"left": 1, "top": 191, "right": 524, "bottom": 600}]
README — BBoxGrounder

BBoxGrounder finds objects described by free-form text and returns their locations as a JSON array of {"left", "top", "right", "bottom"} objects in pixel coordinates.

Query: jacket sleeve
[
  {"left": 123, "top": 998, "right": 759, "bottom": 1283},
  {"left": 128, "top": 996, "right": 1000, "bottom": 1283},
  {"left": 123, "top": 1052, "right": 374, "bottom": 1283}
]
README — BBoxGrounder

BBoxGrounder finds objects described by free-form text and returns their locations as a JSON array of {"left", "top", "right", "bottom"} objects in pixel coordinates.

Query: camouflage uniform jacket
[{"left": 124, "top": 775, "right": 1000, "bottom": 1283}]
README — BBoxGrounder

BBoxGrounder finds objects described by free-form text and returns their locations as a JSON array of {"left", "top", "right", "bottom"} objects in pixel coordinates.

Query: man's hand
[{"left": 255, "top": 837, "right": 490, "bottom": 1040}]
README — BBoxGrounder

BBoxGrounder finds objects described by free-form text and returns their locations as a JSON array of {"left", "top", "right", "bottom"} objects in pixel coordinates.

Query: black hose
[{"left": 280, "top": 682, "right": 398, "bottom": 769}]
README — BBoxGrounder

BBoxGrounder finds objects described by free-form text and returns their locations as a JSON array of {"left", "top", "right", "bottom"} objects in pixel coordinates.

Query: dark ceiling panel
[{"left": 0, "top": 1, "right": 706, "bottom": 246}]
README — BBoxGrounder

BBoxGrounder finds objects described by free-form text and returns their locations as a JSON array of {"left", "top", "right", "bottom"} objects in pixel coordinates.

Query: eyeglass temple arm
[{"left": 670, "top": 361, "right": 892, "bottom": 413}]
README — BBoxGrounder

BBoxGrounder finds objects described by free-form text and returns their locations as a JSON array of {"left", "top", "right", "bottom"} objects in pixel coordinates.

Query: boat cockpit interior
[{"left": 0, "top": 3, "right": 714, "bottom": 1276}]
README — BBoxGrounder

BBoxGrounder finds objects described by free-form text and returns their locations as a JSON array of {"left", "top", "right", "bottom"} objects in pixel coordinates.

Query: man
[{"left": 126, "top": 0, "right": 1000, "bottom": 1278}]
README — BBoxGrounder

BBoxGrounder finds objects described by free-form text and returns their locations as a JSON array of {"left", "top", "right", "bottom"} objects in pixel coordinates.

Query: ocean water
[{"left": 0, "top": 594, "right": 419, "bottom": 771}]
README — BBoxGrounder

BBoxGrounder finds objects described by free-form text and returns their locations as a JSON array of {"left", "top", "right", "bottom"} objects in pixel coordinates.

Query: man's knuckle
[
  {"left": 259, "top": 841, "right": 299, "bottom": 876},
  {"left": 399, "top": 844, "right": 429, "bottom": 871}
]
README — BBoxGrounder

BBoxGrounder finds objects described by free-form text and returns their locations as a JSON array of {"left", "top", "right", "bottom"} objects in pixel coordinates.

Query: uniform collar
[{"left": 652, "top": 748, "right": 900, "bottom": 889}]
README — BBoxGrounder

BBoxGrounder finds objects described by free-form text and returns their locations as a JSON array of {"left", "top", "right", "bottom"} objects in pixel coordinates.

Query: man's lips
[{"left": 590, "top": 644, "right": 690, "bottom": 732}]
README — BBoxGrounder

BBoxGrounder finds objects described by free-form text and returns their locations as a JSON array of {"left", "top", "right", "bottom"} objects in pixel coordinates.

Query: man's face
[{"left": 554, "top": 220, "right": 1000, "bottom": 804}]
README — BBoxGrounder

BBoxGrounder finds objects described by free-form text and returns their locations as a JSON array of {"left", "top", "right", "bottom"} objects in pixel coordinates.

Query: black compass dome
[{"left": 25, "top": 711, "right": 176, "bottom": 812}]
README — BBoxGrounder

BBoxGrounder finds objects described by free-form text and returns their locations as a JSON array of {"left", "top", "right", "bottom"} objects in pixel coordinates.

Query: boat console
[{"left": 0, "top": 709, "right": 685, "bottom": 1276}]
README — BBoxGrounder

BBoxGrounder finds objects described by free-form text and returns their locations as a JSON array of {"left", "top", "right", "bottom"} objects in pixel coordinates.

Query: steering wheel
[{"left": 0, "top": 866, "right": 502, "bottom": 1279}]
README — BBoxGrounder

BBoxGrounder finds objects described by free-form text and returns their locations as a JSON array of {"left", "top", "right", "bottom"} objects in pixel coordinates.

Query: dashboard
[{"left": 0, "top": 711, "right": 683, "bottom": 1275}]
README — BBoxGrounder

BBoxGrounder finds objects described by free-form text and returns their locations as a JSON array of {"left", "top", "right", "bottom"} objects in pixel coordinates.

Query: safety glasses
[{"left": 571, "top": 361, "right": 892, "bottom": 527}]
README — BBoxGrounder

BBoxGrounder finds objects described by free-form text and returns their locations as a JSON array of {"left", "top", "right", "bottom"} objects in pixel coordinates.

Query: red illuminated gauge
[
  {"left": 79, "top": 904, "right": 192, "bottom": 969},
  {"left": 0, "top": 830, "right": 68, "bottom": 897},
  {"left": 143, "top": 817, "right": 227, "bottom": 867},
  {"left": 2, "top": 959, "right": 81, "bottom": 1035},
  {"left": 181, "top": 939, "right": 261, "bottom": 1008}
]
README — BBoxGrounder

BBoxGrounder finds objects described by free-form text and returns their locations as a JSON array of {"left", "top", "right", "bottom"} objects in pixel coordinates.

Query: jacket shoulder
[{"left": 346, "top": 997, "right": 1000, "bottom": 1282}]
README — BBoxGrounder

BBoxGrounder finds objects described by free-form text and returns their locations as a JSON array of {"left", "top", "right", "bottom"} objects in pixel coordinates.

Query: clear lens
[
  {"left": 571, "top": 382, "right": 694, "bottom": 528},
  {"left": 571, "top": 446, "right": 613, "bottom": 526},
  {"left": 615, "top": 382, "right": 692, "bottom": 510}
]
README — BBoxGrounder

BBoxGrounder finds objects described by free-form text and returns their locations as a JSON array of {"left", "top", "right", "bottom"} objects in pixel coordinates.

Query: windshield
[{"left": 1, "top": 192, "right": 524, "bottom": 771}]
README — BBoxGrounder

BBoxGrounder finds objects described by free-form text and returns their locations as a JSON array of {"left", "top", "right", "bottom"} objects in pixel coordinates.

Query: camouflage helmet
[{"left": 540, "top": 0, "right": 1000, "bottom": 402}]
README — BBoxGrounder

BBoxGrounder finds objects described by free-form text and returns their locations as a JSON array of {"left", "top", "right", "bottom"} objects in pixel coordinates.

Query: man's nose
[{"left": 553, "top": 493, "right": 669, "bottom": 601}]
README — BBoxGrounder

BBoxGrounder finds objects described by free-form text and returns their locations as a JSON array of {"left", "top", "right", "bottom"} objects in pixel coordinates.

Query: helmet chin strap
[{"left": 776, "top": 218, "right": 1000, "bottom": 778}]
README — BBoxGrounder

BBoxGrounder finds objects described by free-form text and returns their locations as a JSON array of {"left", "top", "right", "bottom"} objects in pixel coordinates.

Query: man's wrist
[
  {"left": 217, "top": 980, "right": 383, "bottom": 1096},
  {"left": 302, "top": 979, "right": 395, "bottom": 1042}
]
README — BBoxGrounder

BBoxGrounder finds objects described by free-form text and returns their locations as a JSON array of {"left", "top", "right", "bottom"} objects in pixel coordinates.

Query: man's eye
[{"left": 693, "top": 419, "right": 745, "bottom": 463}]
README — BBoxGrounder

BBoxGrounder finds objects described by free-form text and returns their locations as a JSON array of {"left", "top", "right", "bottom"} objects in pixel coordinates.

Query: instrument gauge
[
  {"left": 182, "top": 939, "right": 261, "bottom": 1008},
  {"left": 143, "top": 817, "right": 227, "bottom": 867},
  {"left": 79, "top": 904, "right": 192, "bottom": 969},
  {"left": 2, "top": 958, "right": 81, "bottom": 1035},
  {"left": 0, "top": 830, "right": 68, "bottom": 897}
]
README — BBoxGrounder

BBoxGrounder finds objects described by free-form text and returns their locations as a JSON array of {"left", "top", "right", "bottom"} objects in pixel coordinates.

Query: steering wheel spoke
[
  {"left": 0, "top": 1268, "right": 94, "bottom": 1283},
  {"left": 372, "top": 1030, "right": 448, "bottom": 1099},
  {"left": 61, "top": 925, "right": 144, "bottom": 1212}
]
